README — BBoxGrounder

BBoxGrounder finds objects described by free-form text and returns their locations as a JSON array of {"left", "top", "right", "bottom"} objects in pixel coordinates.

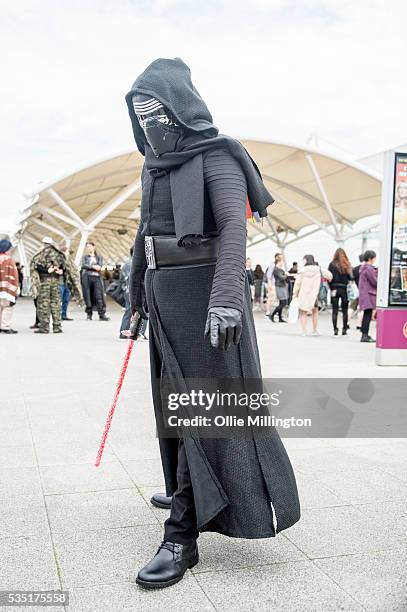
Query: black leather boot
[
  {"left": 150, "top": 493, "right": 172, "bottom": 510},
  {"left": 135, "top": 540, "right": 199, "bottom": 589},
  {"left": 99, "top": 314, "right": 110, "bottom": 321}
]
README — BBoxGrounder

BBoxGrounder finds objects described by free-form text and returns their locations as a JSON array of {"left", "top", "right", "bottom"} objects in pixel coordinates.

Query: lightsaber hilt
[{"left": 128, "top": 311, "right": 145, "bottom": 340}]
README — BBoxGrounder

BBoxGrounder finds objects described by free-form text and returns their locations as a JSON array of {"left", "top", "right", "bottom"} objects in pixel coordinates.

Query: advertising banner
[{"left": 389, "top": 153, "right": 407, "bottom": 305}]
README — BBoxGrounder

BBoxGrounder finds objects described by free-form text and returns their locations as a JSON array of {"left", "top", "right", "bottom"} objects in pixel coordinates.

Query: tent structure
[{"left": 15, "top": 140, "right": 382, "bottom": 270}]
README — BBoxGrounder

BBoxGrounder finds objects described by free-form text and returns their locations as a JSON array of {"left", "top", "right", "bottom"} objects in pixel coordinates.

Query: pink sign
[{"left": 376, "top": 308, "right": 407, "bottom": 349}]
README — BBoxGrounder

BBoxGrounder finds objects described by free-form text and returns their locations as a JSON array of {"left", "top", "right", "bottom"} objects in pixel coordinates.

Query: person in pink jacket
[{"left": 358, "top": 250, "right": 377, "bottom": 343}]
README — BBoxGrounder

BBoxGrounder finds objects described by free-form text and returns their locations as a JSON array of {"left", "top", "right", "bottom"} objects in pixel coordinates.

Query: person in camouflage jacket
[{"left": 30, "top": 239, "right": 83, "bottom": 334}]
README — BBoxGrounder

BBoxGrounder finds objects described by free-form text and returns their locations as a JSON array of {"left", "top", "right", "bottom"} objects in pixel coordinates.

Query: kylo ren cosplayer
[{"left": 125, "top": 58, "right": 300, "bottom": 589}]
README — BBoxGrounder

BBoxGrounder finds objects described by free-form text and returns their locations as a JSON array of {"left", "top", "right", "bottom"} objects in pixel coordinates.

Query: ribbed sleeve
[
  {"left": 203, "top": 148, "right": 247, "bottom": 312},
  {"left": 129, "top": 221, "right": 147, "bottom": 314}
]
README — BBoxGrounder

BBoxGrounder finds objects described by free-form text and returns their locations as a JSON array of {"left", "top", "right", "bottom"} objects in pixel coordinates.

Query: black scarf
[{"left": 125, "top": 58, "right": 274, "bottom": 245}]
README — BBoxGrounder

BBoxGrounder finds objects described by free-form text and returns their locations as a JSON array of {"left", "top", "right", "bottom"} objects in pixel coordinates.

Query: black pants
[
  {"left": 361, "top": 309, "right": 373, "bottom": 335},
  {"left": 288, "top": 280, "right": 295, "bottom": 304},
  {"left": 86, "top": 275, "right": 105, "bottom": 316},
  {"left": 271, "top": 299, "right": 287, "bottom": 320},
  {"left": 331, "top": 287, "right": 348, "bottom": 330},
  {"left": 164, "top": 438, "right": 199, "bottom": 544}
]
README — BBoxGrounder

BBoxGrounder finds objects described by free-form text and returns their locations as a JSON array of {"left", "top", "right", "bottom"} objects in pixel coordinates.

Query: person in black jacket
[
  {"left": 287, "top": 261, "right": 298, "bottom": 304},
  {"left": 253, "top": 264, "right": 264, "bottom": 310},
  {"left": 80, "top": 242, "right": 109, "bottom": 321},
  {"left": 245, "top": 257, "right": 254, "bottom": 291},
  {"left": 269, "top": 259, "right": 288, "bottom": 322},
  {"left": 328, "top": 248, "right": 353, "bottom": 335}
]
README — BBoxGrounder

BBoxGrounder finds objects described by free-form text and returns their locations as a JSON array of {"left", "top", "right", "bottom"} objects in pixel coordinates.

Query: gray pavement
[{"left": 1, "top": 298, "right": 406, "bottom": 611}]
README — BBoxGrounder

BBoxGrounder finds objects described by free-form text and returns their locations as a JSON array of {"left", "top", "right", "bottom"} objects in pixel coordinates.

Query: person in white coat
[{"left": 293, "top": 254, "right": 332, "bottom": 336}]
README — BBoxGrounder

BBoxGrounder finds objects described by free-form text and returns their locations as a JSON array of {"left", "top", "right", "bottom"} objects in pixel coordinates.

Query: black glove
[
  {"left": 180, "top": 234, "right": 202, "bottom": 247},
  {"left": 205, "top": 307, "right": 243, "bottom": 350},
  {"left": 130, "top": 281, "right": 148, "bottom": 320}
]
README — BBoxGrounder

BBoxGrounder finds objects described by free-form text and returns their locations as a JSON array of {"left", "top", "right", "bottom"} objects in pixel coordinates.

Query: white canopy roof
[{"left": 16, "top": 139, "right": 382, "bottom": 265}]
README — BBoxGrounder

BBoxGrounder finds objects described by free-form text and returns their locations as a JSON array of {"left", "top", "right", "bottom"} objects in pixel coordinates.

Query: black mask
[{"left": 132, "top": 94, "right": 183, "bottom": 157}]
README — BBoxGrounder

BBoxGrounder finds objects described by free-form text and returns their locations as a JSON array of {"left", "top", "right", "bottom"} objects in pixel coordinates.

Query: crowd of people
[
  {"left": 0, "top": 236, "right": 148, "bottom": 340},
  {"left": 245, "top": 247, "right": 378, "bottom": 342},
  {"left": 1, "top": 236, "right": 377, "bottom": 344}
]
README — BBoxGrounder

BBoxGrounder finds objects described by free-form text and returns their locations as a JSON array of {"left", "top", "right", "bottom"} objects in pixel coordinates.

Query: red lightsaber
[
  {"left": 94, "top": 312, "right": 144, "bottom": 467},
  {"left": 94, "top": 339, "right": 134, "bottom": 467}
]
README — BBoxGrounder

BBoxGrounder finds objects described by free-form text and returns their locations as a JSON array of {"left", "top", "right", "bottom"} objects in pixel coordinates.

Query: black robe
[{"left": 127, "top": 58, "right": 300, "bottom": 538}]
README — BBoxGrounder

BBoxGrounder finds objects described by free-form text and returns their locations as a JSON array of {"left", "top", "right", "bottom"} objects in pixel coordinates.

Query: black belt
[
  {"left": 145, "top": 235, "right": 220, "bottom": 269},
  {"left": 39, "top": 273, "right": 60, "bottom": 280}
]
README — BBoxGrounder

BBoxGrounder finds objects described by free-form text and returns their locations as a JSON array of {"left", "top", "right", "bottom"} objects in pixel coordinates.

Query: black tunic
[
  {"left": 131, "top": 148, "right": 248, "bottom": 312},
  {"left": 130, "top": 147, "right": 300, "bottom": 539}
]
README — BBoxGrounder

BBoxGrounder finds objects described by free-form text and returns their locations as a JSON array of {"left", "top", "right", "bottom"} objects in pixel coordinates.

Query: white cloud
[{"left": 0, "top": 0, "right": 406, "bottom": 232}]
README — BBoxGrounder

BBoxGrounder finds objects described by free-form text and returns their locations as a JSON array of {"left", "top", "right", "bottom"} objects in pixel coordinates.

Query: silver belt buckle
[{"left": 144, "top": 236, "right": 156, "bottom": 269}]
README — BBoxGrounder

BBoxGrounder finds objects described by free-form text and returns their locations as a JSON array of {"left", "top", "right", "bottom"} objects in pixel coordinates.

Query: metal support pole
[
  {"left": 84, "top": 181, "right": 141, "bottom": 228},
  {"left": 47, "top": 188, "right": 86, "bottom": 229},
  {"left": 274, "top": 193, "right": 336, "bottom": 238},
  {"left": 361, "top": 231, "right": 368, "bottom": 254},
  {"left": 284, "top": 227, "right": 321, "bottom": 246},
  {"left": 280, "top": 245, "right": 288, "bottom": 269},
  {"left": 30, "top": 217, "right": 68, "bottom": 240},
  {"left": 265, "top": 217, "right": 288, "bottom": 266},
  {"left": 305, "top": 153, "right": 341, "bottom": 238},
  {"left": 38, "top": 205, "right": 82, "bottom": 230},
  {"left": 75, "top": 230, "right": 90, "bottom": 267},
  {"left": 262, "top": 174, "right": 352, "bottom": 228},
  {"left": 16, "top": 240, "right": 28, "bottom": 269}
]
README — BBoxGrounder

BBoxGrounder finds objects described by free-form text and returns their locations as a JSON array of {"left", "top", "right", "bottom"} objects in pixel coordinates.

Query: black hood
[
  {"left": 125, "top": 57, "right": 218, "bottom": 155},
  {"left": 124, "top": 58, "right": 275, "bottom": 243}
]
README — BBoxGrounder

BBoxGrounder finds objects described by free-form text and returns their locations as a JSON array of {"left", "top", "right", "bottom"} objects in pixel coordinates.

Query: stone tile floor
[{"left": 1, "top": 298, "right": 406, "bottom": 611}]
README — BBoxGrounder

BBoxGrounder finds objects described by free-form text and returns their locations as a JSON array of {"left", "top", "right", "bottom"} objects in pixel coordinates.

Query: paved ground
[{"left": 1, "top": 298, "right": 406, "bottom": 611}]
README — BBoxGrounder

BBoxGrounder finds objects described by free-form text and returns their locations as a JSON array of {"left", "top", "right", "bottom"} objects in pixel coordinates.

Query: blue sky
[{"left": 1, "top": 0, "right": 406, "bottom": 233}]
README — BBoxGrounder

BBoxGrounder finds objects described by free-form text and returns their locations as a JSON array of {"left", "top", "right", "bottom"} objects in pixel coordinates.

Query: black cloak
[{"left": 126, "top": 58, "right": 300, "bottom": 539}]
